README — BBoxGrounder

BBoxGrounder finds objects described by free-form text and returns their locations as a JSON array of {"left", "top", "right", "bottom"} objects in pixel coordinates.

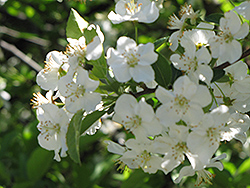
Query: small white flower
[
  {"left": 36, "top": 103, "right": 69, "bottom": 162},
  {"left": 36, "top": 51, "right": 68, "bottom": 91},
  {"left": 66, "top": 35, "right": 103, "bottom": 62},
  {"left": 31, "top": 91, "right": 53, "bottom": 108},
  {"left": 120, "top": 138, "right": 163, "bottom": 174},
  {"left": 213, "top": 61, "right": 250, "bottom": 112},
  {"left": 108, "top": 0, "right": 159, "bottom": 24},
  {"left": 58, "top": 68, "right": 101, "bottom": 113},
  {"left": 179, "top": 3, "right": 199, "bottom": 25},
  {"left": 107, "top": 36, "right": 157, "bottom": 83},
  {"left": 153, "top": 128, "right": 191, "bottom": 175},
  {"left": 183, "top": 22, "right": 215, "bottom": 47},
  {"left": 209, "top": 11, "right": 249, "bottom": 64},
  {"left": 234, "top": 1, "right": 250, "bottom": 20},
  {"left": 170, "top": 41, "right": 213, "bottom": 84},
  {"left": 113, "top": 94, "right": 162, "bottom": 138},
  {"left": 221, "top": 112, "right": 250, "bottom": 144},
  {"left": 187, "top": 105, "right": 230, "bottom": 167},
  {"left": 174, "top": 154, "right": 226, "bottom": 186},
  {"left": 168, "top": 13, "right": 186, "bottom": 51},
  {"left": 156, "top": 75, "right": 211, "bottom": 126}
]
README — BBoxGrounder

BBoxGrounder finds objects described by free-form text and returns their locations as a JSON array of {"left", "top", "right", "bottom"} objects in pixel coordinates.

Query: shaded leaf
[
  {"left": 211, "top": 69, "right": 225, "bottom": 83},
  {"left": 205, "top": 13, "right": 224, "bottom": 24},
  {"left": 215, "top": 74, "right": 230, "bottom": 83},
  {"left": 121, "top": 169, "right": 149, "bottom": 188},
  {"left": 67, "top": 110, "right": 84, "bottom": 164},
  {"left": 152, "top": 52, "right": 172, "bottom": 88},
  {"left": 27, "top": 147, "right": 53, "bottom": 181}
]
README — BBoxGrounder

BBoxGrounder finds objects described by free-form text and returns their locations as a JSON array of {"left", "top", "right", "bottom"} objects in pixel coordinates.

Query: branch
[
  {"left": 0, "top": 26, "right": 50, "bottom": 47},
  {"left": 0, "top": 40, "right": 42, "bottom": 72}
]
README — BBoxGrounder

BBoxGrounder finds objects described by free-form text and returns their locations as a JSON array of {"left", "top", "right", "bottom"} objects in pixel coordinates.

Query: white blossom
[
  {"left": 36, "top": 51, "right": 68, "bottom": 91},
  {"left": 213, "top": 61, "right": 250, "bottom": 112},
  {"left": 170, "top": 41, "right": 213, "bottom": 84},
  {"left": 120, "top": 138, "right": 163, "bottom": 174},
  {"left": 234, "top": 1, "right": 250, "bottom": 20},
  {"left": 113, "top": 94, "right": 162, "bottom": 138},
  {"left": 107, "top": 36, "right": 157, "bottom": 83},
  {"left": 187, "top": 105, "right": 230, "bottom": 167},
  {"left": 36, "top": 103, "right": 69, "bottom": 162},
  {"left": 209, "top": 11, "right": 249, "bottom": 64},
  {"left": 58, "top": 68, "right": 101, "bottom": 113},
  {"left": 108, "top": 0, "right": 159, "bottom": 24},
  {"left": 174, "top": 154, "right": 226, "bottom": 186},
  {"left": 156, "top": 75, "right": 211, "bottom": 126}
]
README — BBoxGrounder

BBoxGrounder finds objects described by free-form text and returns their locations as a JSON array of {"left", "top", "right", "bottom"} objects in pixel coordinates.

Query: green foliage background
[{"left": 1, "top": 0, "right": 250, "bottom": 187}]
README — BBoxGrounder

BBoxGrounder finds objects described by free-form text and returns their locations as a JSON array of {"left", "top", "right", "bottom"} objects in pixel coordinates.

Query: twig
[
  {"left": 0, "top": 40, "right": 42, "bottom": 72},
  {"left": 0, "top": 26, "right": 50, "bottom": 47}
]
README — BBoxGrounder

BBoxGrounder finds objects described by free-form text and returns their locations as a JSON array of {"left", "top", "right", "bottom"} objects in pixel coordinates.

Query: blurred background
[{"left": 1, "top": 0, "right": 250, "bottom": 187}]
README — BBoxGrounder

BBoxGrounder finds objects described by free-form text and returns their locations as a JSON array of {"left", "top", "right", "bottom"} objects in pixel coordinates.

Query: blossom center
[
  {"left": 123, "top": 114, "right": 142, "bottom": 131},
  {"left": 219, "top": 30, "right": 234, "bottom": 43},
  {"left": 38, "top": 120, "right": 60, "bottom": 140},
  {"left": 175, "top": 95, "right": 189, "bottom": 107},
  {"left": 126, "top": 0, "right": 142, "bottom": 15},
  {"left": 66, "top": 43, "right": 87, "bottom": 59},
  {"left": 124, "top": 50, "right": 139, "bottom": 67},
  {"left": 75, "top": 85, "right": 86, "bottom": 98},
  {"left": 138, "top": 150, "right": 151, "bottom": 169}
]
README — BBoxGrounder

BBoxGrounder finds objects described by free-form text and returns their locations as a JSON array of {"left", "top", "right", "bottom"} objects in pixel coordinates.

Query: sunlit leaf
[
  {"left": 237, "top": 157, "right": 250, "bottom": 175},
  {"left": 66, "top": 8, "right": 88, "bottom": 39},
  {"left": 89, "top": 53, "right": 107, "bottom": 79},
  {"left": 223, "top": 161, "right": 237, "bottom": 176},
  {"left": 154, "top": 37, "right": 169, "bottom": 50}
]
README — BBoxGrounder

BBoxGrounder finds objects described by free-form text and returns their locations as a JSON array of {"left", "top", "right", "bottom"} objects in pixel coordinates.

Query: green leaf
[
  {"left": 205, "top": 13, "right": 224, "bottom": 24},
  {"left": 89, "top": 53, "right": 107, "bottom": 79},
  {"left": 81, "top": 109, "right": 107, "bottom": 134},
  {"left": 66, "top": 110, "right": 84, "bottom": 164},
  {"left": 211, "top": 69, "right": 225, "bottom": 83},
  {"left": 27, "top": 147, "right": 53, "bottom": 181},
  {"left": 121, "top": 169, "right": 149, "bottom": 188},
  {"left": 83, "top": 27, "right": 98, "bottom": 44},
  {"left": 212, "top": 168, "right": 232, "bottom": 187},
  {"left": 223, "top": 161, "right": 237, "bottom": 176},
  {"left": 237, "top": 157, "right": 250, "bottom": 175},
  {"left": 66, "top": 8, "right": 88, "bottom": 39},
  {"left": 154, "top": 36, "right": 169, "bottom": 50},
  {"left": 12, "top": 182, "right": 35, "bottom": 188},
  {"left": 152, "top": 52, "right": 172, "bottom": 88},
  {"left": 215, "top": 74, "right": 230, "bottom": 83}
]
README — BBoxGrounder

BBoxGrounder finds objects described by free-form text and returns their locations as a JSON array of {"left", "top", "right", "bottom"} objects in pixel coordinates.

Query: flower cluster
[{"left": 32, "top": 1, "right": 250, "bottom": 186}]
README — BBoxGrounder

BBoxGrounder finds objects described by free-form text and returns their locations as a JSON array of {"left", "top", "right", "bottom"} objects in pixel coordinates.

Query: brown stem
[{"left": 129, "top": 86, "right": 157, "bottom": 98}]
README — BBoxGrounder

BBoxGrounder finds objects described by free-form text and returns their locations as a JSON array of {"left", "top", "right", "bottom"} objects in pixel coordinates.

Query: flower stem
[
  {"left": 133, "top": 21, "right": 138, "bottom": 43},
  {"left": 214, "top": 82, "right": 226, "bottom": 98},
  {"left": 228, "top": 0, "right": 235, "bottom": 7}
]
